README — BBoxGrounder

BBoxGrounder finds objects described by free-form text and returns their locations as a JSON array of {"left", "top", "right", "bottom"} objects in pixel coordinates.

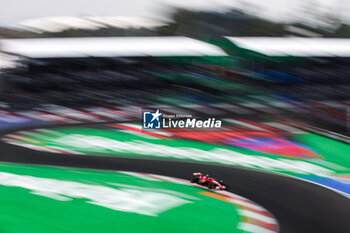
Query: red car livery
[{"left": 190, "top": 172, "right": 227, "bottom": 190}]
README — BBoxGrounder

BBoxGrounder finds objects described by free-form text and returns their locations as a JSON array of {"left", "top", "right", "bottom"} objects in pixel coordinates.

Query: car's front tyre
[{"left": 208, "top": 182, "right": 216, "bottom": 189}]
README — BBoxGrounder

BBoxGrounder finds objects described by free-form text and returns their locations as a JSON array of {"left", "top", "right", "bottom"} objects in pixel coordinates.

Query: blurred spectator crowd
[{"left": 0, "top": 55, "right": 349, "bottom": 134}]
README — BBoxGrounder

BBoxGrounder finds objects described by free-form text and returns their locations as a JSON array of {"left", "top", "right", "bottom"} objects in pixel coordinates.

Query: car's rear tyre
[{"left": 190, "top": 177, "right": 198, "bottom": 183}]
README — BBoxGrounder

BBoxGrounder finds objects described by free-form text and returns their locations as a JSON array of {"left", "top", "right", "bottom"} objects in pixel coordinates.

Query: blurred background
[
  {"left": 0, "top": 2, "right": 350, "bottom": 233},
  {"left": 0, "top": 0, "right": 350, "bottom": 135}
]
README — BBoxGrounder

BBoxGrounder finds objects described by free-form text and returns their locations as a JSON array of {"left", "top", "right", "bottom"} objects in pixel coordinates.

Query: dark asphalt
[{"left": 0, "top": 126, "right": 349, "bottom": 233}]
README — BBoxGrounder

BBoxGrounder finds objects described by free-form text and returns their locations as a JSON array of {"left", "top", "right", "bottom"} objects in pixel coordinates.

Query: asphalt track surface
[{"left": 0, "top": 125, "right": 350, "bottom": 233}]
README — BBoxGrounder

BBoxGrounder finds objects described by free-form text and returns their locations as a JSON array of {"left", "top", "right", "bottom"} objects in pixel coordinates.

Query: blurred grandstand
[{"left": 0, "top": 9, "right": 350, "bottom": 136}]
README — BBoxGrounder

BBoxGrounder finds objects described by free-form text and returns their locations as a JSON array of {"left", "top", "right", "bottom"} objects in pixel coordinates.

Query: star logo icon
[
  {"left": 150, "top": 109, "right": 162, "bottom": 122},
  {"left": 143, "top": 109, "right": 162, "bottom": 129}
]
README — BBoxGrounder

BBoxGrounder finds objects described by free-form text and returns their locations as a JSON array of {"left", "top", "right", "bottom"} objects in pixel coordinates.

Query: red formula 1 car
[{"left": 190, "top": 172, "right": 228, "bottom": 190}]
